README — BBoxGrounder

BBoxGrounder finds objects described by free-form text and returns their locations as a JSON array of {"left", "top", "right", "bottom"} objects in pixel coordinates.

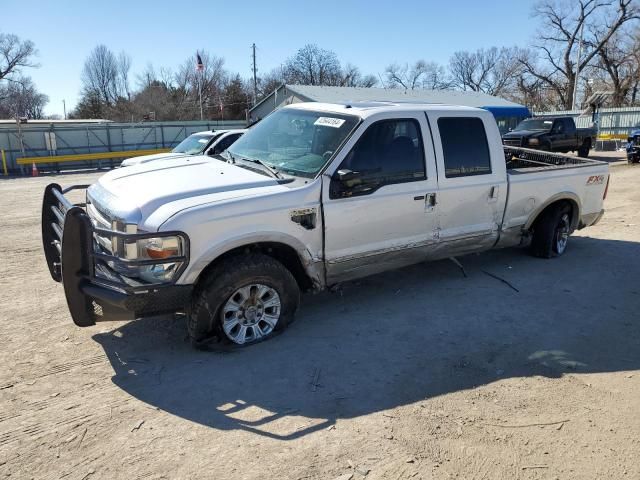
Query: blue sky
[{"left": 4, "top": 0, "right": 537, "bottom": 116}]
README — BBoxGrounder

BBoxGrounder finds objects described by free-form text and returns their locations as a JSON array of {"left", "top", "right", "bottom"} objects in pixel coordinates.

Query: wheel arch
[
  {"left": 524, "top": 193, "right": 582, "bottom": 232},
  {"left": 185, "top": 234, "right": 323, "bottom": 292}
]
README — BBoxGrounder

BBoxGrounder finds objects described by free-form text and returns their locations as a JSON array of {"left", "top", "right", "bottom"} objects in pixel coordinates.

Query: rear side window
[{"left": 438, "top": 117, "right": 492, "bottom": 178}]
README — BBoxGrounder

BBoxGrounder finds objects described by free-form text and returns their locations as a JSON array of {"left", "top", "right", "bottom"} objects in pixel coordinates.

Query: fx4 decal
[{"left": 586, "top": 175, "right": 606, "bottom": 185}]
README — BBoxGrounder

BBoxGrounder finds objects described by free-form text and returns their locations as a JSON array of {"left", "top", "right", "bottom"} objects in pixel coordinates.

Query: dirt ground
[{"left": 1, "top": 160, "right": 639, "bottom": 480}]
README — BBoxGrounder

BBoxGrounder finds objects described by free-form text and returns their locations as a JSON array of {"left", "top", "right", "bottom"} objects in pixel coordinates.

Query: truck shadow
[{"left": 92, "top": 236, "right": 640, "bottom": 440}]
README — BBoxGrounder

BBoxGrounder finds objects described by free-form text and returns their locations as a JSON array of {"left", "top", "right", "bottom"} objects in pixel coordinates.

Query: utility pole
[
  {"left": 62, "top": 99, "right": 67, "bottom": 120},
  {"left": 252, "top": 43, "right": 258, "bottom": 106},
  {"left": 571, "top": 22, "right": 585, "bottom": 111}
]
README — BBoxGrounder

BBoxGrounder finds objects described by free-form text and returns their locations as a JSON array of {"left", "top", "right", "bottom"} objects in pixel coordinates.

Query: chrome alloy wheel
[
  {"left": 221, "top": 284, "right": 281, "bottom": 344},
  {"left": 555, "top": 212, "right": 570, "bottom": 255}
]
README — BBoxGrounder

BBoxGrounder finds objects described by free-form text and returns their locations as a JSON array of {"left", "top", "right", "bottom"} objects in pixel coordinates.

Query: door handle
[
  {"left": 488, "top": 185, "right": 499, "bottom": 202},
  {"left": 425, "top": 192, "right": 437, "bottom": 212}
]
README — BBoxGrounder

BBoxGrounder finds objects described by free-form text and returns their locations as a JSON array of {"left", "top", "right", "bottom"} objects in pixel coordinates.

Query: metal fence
[
  {"left": 534, "top": 106, "right": 640, "bottom": 139},
  {"left": 0, "top": 119, "right": 246, "bottom": 175}
]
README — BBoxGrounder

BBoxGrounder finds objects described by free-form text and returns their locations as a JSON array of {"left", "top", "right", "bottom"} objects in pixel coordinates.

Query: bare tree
[
  {"left": 385, "top": 61, "right": 450, "bottom": 90},
  {"left": 0, "top": 33, "right": 37, "bottom": 82},
  {"left": 258, "top": 68, "right": 285, "bottom": 100},
  {"left": 521, "top": 0, "right": 640, "bottom": 109},
  {"left": 449, "top": 47, "right": 524, "bottom": 96},
  {"left": 117, "top": 51, "right": 132, "bottom": 101},
  {"left": 81, "top": 45, "right": 120, "bottom": 105},
  {"left": 0, "top": 76, "right": 48, "bottom": 118},
  {"left": 284, "top": 44, "right": 342, "bottom": 86},
  {"left": 175, "top": 51, "right": 228, "bottom": 119},
  {"left": 592, "top": 28, "right": 640, "bottom": 105},
  {"left": 340, "top": 63, "right": 377, "bottom": 87}
]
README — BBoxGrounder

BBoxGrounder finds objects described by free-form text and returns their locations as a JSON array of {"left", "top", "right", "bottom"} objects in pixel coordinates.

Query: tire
[
  {"left": 577, "top": 140, "right": 590, "bottom": 158},
  {"left": 530, "top": 204, "right": 572, "bottom": 259},
  {"left": 188, "top": 253, "right": 300, "bottom": 349}
]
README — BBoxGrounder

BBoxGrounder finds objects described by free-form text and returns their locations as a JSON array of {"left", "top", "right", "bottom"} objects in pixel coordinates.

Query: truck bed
[
  {"left": 504, "top": 146, "right": 603, "bottom": 173},
  {"left": 500, "top": 146, "right": 609, "bottom": 241}
]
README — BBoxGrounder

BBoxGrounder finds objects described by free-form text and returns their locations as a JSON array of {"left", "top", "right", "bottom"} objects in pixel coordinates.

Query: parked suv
[{"left": 502, "top": 117, "right": 595, "bottom": 157}]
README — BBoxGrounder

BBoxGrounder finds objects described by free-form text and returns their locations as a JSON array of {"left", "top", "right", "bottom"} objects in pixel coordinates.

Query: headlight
[
  {"left": 528, "top": 138, "right": 539, "bottom": 145},
  {"left": 138, "top": 262, "right": 180, "bottom": 283},
  {"left": 135, "top": 235, "right": 186, "bottom": 283},
  {"left": 101, "top": 233, "right": 187, "bottom": 285},
  {"left": 138, "top": 236, "right": 182, "bottom": 260}
]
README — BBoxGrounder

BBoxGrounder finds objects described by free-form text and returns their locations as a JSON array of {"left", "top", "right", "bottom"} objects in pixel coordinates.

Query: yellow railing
[
  {"left": 16, "top": 148, "right": 171, "bottom": 165},
  {"left": 596, "top": 133, "right": 628, "bottom": 141}
]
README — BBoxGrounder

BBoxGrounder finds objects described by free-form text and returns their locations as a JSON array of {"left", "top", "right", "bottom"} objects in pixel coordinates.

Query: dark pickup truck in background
[{"left": 502, "top": 116, "right": 595, "bottom": 157}]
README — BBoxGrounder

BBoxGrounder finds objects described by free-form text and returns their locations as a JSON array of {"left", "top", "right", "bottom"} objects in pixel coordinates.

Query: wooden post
[{"left": 1, "top": 149, "right": 7, "bottom": 176}]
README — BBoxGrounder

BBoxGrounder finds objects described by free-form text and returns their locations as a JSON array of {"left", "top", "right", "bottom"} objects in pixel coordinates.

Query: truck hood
[
  {"left": 120, "top": 152, "right": 187, "bottom": 167},
  {"left": 87, "top": 156, "right": 286, "bottom": 229}
]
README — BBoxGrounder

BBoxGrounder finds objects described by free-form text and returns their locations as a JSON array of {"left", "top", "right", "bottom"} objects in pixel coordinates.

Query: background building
[{"left": 250, "top": 85, "right": 531, "bottom": 134}]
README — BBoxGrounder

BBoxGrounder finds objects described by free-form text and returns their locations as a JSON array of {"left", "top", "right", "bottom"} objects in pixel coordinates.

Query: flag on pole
[{"left": 196, "top": 53, "right": 204, "bottom": 72}]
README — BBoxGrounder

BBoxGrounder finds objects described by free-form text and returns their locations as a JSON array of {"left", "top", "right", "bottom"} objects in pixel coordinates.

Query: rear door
[
  {"left": 425, "top": 111, "right": 508, "bottom": 255},
  {"left": 322, "top": 113, "right": 439, "bottom": 283}
]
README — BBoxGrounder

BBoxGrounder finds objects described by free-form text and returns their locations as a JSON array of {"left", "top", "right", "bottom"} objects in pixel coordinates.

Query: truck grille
[{"left": 87, "top": 202, "right": 114, "bottom": 255}]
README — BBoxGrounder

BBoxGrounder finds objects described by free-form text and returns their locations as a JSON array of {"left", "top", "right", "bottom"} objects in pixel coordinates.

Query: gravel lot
[{"left": 1, "top": 161, "right": 639, "bottom": 480}]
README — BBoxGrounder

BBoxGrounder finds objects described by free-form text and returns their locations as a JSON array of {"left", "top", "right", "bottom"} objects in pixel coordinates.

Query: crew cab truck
[
  {"left": 502, "top": 116, "right": 595, "bottom": 157},
  {"left": 42, "top": 102, "right": 609, "bottom": 348}
]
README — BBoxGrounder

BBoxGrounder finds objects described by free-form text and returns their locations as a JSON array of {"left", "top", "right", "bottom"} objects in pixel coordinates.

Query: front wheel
[
  {"left": 530, "top": 204, "right": 572, "bottom": 258},
  {"left": 188, "top": 253, "right": 300, "bottom": 349}
]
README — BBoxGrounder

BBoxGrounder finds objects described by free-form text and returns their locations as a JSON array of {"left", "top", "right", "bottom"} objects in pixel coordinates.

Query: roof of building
[{"left": 251, "top": 84, "right": 525, "bottom": 113}]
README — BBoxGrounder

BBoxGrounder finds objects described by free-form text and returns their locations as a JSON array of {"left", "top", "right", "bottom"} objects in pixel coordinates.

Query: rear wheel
[
  {"left": 577, "top": 140, "right": 590, "bottom": 158},
  {"left": 188, "top": 253, "right": 300, "bottom": 349},
  {"left": 531, "top": 204, "right": 572, "bottom": 258}
]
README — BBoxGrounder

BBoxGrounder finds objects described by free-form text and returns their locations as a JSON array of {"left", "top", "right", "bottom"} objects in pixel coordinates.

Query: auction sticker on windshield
[{"left": 314, "top": 117, "right": 346, "bottom": 128}]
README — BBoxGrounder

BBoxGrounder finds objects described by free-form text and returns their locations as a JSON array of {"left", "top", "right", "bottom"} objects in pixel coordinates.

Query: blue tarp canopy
[{"left": 481, "top": 105, "right": 531, "bottom": 118}]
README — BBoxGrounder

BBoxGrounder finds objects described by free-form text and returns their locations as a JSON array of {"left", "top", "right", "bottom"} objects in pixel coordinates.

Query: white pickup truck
[
  {"left": 42, "top": 102, "right": 609, "bottom": 348},
  {"left": 120, "top": 129, "right": 246, "bottom": 167}
]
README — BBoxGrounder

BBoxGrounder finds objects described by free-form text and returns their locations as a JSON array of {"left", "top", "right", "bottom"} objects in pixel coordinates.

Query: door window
[
  {"left": 438, "top": 117, "right": 492, "bottom": 178},
  {"left": 332, "top": 119, "right": 426, "bottom": 198}
]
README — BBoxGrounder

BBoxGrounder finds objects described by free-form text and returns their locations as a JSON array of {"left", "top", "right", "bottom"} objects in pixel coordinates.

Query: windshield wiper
[{"left": 231, "top": 153, "right": 282, "bottom": 179}]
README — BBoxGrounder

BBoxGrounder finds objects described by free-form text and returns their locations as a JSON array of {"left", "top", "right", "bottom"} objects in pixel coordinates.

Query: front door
[{"left": 322, "top": 115, "right": 439, "bottom": 284}]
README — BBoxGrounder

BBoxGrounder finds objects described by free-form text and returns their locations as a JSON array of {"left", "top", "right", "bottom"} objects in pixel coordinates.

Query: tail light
[{"left": 603, "top": 175, "right": 610, "bottom": 200}]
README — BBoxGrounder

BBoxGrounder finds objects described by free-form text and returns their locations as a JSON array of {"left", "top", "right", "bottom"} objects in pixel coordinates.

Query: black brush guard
[{"left": 42, "top": 183, "right": 192, "bottom": 327}]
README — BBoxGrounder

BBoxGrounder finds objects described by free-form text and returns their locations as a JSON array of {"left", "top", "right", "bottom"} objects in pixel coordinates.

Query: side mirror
[{"left": 334, "top": 169, "right": 360, "bottom": 183}]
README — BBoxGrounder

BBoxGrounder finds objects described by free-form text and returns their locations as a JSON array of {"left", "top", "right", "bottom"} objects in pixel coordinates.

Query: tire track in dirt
[{"left": 1, "top": 355, "right": 106, "bottom": 389}]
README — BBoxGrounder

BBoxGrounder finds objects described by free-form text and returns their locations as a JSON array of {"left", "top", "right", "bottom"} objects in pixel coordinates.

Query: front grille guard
[{"left": 42, "top": 183, "right": 189, "bottom": 294}]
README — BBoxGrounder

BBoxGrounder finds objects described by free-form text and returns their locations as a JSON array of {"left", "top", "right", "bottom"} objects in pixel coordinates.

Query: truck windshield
[
  {"left": 513, "top": 119, "right": 553, "bottom": 132},
  {"left": 172, "top": 133, "right": 218, "bottom": 154},
  {"left": 228, "top": 109, "right": 359, "bottom": 178}
]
